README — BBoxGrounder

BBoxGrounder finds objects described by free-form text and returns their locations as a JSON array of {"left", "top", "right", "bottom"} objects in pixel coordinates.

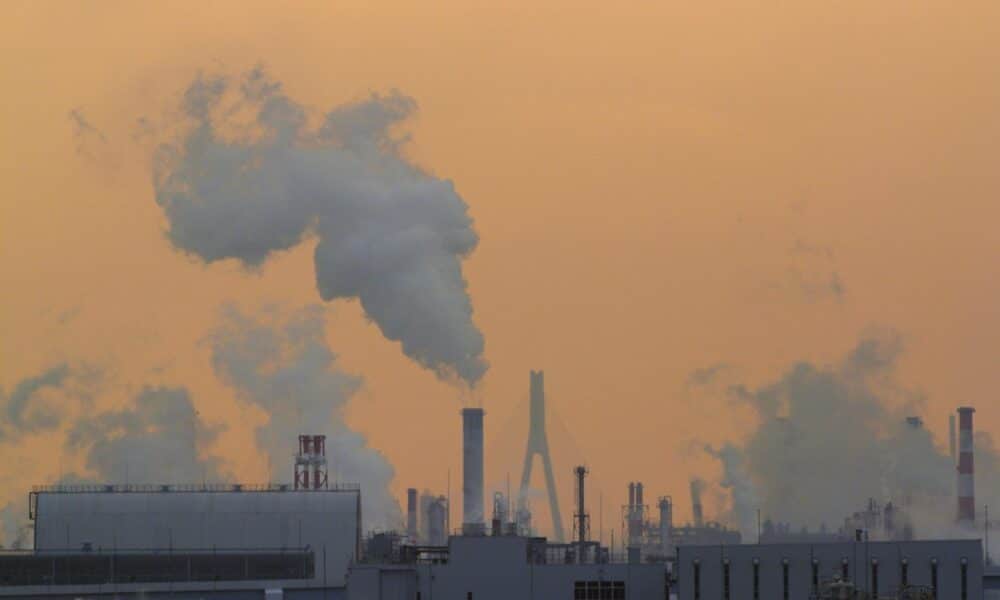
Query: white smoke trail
[{"left": 153, "top": 67, "right": 487, "bottom": 384}]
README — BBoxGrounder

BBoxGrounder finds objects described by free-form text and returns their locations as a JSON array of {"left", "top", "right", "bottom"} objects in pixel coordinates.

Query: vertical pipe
[
  {"left": 575, "top": 466, "right": 588, "bottom": 564},
  {"left": 659, "top": 497, "right": 673, "bottom": 555},
  {"left": 462, "top": 408, "right": 485, "bottom": 534},
  {"left": 958, "top": 407, "right": 976, "bottom": 523}
]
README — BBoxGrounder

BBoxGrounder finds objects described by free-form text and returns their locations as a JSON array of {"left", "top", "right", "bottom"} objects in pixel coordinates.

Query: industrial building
[
  {"left": 348, "top": 534, "right": 666, "bottom": 600},
  {"left": 676, "top": 539, "right": 983, "bottom": 600},
  {"left": 0, "top": 377, "right": 994, "bottom": 599}
]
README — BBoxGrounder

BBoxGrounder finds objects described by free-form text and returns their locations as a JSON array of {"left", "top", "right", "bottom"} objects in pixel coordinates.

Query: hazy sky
[{"left": 2, "top": 1, "right": 998, "bottom": 535}]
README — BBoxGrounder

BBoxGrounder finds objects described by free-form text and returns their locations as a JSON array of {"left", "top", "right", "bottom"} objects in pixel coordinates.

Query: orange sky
[{"left": 1, "top": 1, "right": 999, "bottom": 535}]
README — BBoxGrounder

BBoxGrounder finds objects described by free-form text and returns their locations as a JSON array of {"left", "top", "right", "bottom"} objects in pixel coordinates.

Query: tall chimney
[
  {"left": 957, "top": 407, "right": 976, "bottom": 524},
  {"left": 628, "top": 482, "right": 636, "bottom": 508},
  {"left": 407, "top": 488, "right": 418, "bottom": 541},
  {"left": 462, "top": 407, "right": 485, "bottom": 534},
  {"left": 636, "top": 482, "right": 644, "bottom": 508},
  {"left": 949, "top": 414, "right": 957, "bottom": 464}
]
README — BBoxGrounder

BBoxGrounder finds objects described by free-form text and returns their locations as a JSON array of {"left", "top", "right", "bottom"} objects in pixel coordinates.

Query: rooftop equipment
[{"left": 294, "top": 434, "right": 327, "bottom": 490}]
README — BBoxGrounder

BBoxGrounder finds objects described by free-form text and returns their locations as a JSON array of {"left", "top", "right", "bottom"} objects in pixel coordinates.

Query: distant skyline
[{"left": 2, "top": 1, "right": 998, "bottom": 539}]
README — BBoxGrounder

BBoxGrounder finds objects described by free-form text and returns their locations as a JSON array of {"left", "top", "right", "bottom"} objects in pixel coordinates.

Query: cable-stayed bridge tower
[{"left": 518, "top": 370, "right": 565, "bottom": 542}]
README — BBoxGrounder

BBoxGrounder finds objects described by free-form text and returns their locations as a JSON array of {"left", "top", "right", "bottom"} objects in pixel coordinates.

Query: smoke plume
[
  {"left": 705, "top": 330, "right": 1000, "bottom": 539},
  {"left": 65, "top": 385, "right": 226, "bottom": 485},
  {"left": 153, "top": 67, "right": 487, "bottom": 384},
  {"left": 208, "top": 304, "right": 402, "bottom": 530},
  {"left": 0, "top": 364, "right": 71, "bottom": 441}
]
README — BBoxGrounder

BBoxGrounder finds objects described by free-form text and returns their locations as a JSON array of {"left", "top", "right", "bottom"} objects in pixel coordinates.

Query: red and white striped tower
[{"left": 957, "top": 407, "right": 976, "bottom": 524}]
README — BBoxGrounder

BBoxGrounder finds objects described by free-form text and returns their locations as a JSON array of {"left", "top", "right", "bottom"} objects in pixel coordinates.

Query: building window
[
  {"left": 900, "top": 559, "right": 908, "bottom": 587},
  {"left": 871, "top": 560, "right": 878, "bottom": 597},
  {"left": 753, "top": 559, "right": 760, "bottom": 600},
  {"left": 574, "top": 580, "right": 625, "bottom": 600},
  {"left": 930, "top": 559, "right": 938, "bottom": 600},
  {"left": 782, "top": 559, "right": 789, "bottom": 600},
  {"left": 961, "top": 557, "right": 968, "bottom": 600},
  {"left": 693, "top": 561, "right": 701, "bottom": 600},
  {"left": 811, "top": 559, "right": 819, "bottom": 593},
  {"left": 723, "top": 560, "right": 730, "bottom": 600}
]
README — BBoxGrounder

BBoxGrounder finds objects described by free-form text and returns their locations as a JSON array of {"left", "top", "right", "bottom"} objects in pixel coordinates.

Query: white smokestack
[{"left": 462, "top": 408, "right": 485, "bottom": 534}]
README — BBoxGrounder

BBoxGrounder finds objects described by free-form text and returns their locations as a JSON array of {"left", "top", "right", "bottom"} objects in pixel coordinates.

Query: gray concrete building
[
  {"left": 0, "top": 483, "right": 361, "bottom": 598},
  {"left": 676, "top": 539, "right": 983, "bottom": 600},
  {"left": 347, "top": 535, "right": 666, "bottom": 600}
]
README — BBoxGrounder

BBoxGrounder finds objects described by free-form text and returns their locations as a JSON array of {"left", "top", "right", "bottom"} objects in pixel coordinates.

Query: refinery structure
[{"left": 0, "top": 374, "right": 995, "bottom": 599}]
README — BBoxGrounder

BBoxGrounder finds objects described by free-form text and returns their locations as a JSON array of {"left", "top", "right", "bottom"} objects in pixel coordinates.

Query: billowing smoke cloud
[
  {"left": 153, "top": 67, "right": 487, "bottom": 384},
  {"left": 705, "top": 330, "right": 999, "bottom": 539},
  {"left": 208, "top": 304, "right": 402, "bottom": 530},
  {"left": 65, "top": 386, "right": 226, "bottom": 485}
]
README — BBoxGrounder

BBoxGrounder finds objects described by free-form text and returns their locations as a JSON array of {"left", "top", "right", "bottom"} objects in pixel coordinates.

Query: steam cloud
[
  {"left": 0, "top": 372, "right": 223, "bottom": 547},
  {"left": 65, "top": 386, "right": 226, "bottom": 485},
  {"left": 705, "top": 331, "right": 1000, "bottom": 541},
  {"left": 153, "top": 67, "right": 487, "bottom": 384},
  {"left": 0, "top": 364, "right": 71, "bottom": 441},
  {"left": 209, "top": 304, "right": 402, "bottom": 530}
]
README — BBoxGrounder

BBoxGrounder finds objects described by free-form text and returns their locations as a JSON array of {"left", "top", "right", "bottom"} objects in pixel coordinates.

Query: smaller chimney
[
  {"left": 658, "top": 496, "right": 673, "bottom": 555},
  {"left": 957, "top": 407, "right": 976, "bottom": 524},
  {"left": 574, "top": 466, "right": 589, "bottom": 562},
  {"left": 407, "top": 488, "right": 418, "bottom": 541}
]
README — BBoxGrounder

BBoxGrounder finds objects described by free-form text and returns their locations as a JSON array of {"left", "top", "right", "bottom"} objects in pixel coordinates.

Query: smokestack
[
  {"left": 690, "top": 480, "right": 704, "bottom": 528},
  {"left": 658, "top": 496, "right": 673, "bottom": 555},
  {"left": 628, "top": 482, "right": 636, "bottom": 508},
  {"left": 636, "top": 482, "right": 644, "bottom": 508},
  {"left": 950, "top": 414, "right": 957, "bottom": 464},
  {"left": 575, "top": 466, "right": 589, "bottom": 552},
  {"left": 462, "top": 407, "right": 485, "bottom": 534},
  {"left": 957, "top": 407, "right": 976, "bottom": 524},
  {"left": 407, "top": 488, "right": 418, "bottom": 541}
]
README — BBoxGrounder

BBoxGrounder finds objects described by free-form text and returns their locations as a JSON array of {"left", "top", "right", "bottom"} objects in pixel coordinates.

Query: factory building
[
  {"left": 348, "top": 534, "right": 667, "bottom": 600},
  {"left": 0, "top": 434, "right": 360, "bottom": 599},
  {"left": 676, "top": 539, "right": 983, "bottom": 600}
]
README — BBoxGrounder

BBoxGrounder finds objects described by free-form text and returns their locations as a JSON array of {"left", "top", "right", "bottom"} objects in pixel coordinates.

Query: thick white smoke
[
  {"left": 153, "top": 67, "right": 487, "bottom": 384},
  {"left": 704, "top": 331, "right": 1000, "bottom": 540},
  {"left": 208, "top": 304, "right": 402, "bottom": 531}
]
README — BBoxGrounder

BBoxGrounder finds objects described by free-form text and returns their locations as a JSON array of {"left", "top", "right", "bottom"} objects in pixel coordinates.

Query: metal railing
[{"left": 31, "top": 482, "right": 360, "bottom": 494}]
